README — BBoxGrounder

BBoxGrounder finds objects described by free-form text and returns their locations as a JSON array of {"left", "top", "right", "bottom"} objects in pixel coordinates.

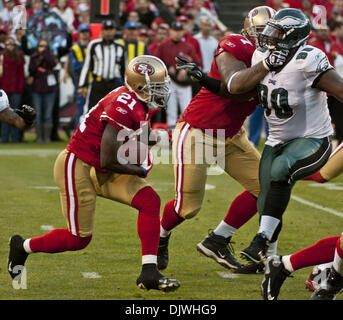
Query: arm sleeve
[
  {"left": 100, "top": 102, "right": 134, "bottom": 132},
  {"left": 217, "top": 34, "right": 254, "bottom": 66},
  {"left": 301, "top": 48, "right": 334, "bottom": 86}
]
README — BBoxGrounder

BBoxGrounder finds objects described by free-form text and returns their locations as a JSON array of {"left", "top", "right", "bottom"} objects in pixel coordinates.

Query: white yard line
[
  {"left": 0, "top": 149, "right": 61, "bottom": 156},
  {"left": 82, "top": 272, "right": 102, "bottom": 279},
  {"left": 291, "top": 195, "right": 343, "bottom": 218}
]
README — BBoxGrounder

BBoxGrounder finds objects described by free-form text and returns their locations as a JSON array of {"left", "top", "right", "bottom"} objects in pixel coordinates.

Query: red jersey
[
  {"left": 179, "top": 34, "right": 259, "bottom": 138},
  {"left": 67, "top": 86, "right": 154, "bottom": 172}
]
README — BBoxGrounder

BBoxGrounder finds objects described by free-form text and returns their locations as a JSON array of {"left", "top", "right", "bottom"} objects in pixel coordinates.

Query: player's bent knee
[
  {"left": 132, "top": 186, "right": 161, "bottom": 212},
  {"left": 69, "top": 233, "right": 92, "bottom": 251},
  {"left": 270, "top": 157, "right": 289, "bottom": 182},
  {"left": 179, "top": 206, "right": 201, "bottom": 219}
]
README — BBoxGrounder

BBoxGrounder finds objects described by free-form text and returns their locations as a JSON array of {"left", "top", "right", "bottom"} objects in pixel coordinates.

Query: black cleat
[
  {"left": 234, "top": 262, "right": 265, "bottom": 274},
  {"left": 196, "top": 231, "right": 242, "bottom": 270},
  {"left": 157, "top": 234, "right": 170, "bottom": 270},
  {"left": 261, "top": 255, "right": 291, "bottom": 300},
  {"left": 8, "top": 235, "right": 28, "bottom": 280},
  {"left": 311, "top": 267, "right": 343, "bottom": 300},
  {"left": 240, "top": 233, "right": 269, "bottom": 264},
  {"left": 136, "top": 264, "right": 180, "bottom": 292}
]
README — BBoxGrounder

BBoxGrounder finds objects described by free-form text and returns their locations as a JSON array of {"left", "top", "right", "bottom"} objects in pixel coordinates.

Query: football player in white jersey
[
  {"left": 177, "top": 8, "right": 343, "bottom": 272},
  {"left": 0, "top": 89, "right": 36, "bottom": 130},
  {"left": 239, "top": 8, "right": 335, "bottom": 265}
]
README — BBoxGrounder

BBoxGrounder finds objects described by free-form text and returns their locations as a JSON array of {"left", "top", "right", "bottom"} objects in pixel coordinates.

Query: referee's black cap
[{"left": 102, "top": 20, "right": 117, "bottom": 29}]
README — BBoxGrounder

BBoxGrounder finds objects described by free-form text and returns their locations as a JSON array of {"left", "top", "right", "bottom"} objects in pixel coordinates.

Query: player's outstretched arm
[
  {"left": 315, "top": 69, "right": 343, "bottom": 102},
  {"left": 227, "top": 49, "right": 289, "bottom": 94},
  {"left": 0, "top": 108, "right": 27, "bottom": 130},
  {"left": 100, "top": 123, "right": 146, "bottom": 177},
  {"left": 175, "top": 54, "right": 257, "bottom": 101}
]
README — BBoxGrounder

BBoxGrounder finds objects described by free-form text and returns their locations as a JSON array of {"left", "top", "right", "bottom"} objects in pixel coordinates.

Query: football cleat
[
  {"left": 196, "top": 231, "right": 242, "bottom": 270},
  {"left": 305, "top": 263, "right": 332, "bottom": 292},
  {"left": 261, "top": 255, "right": 291, "bottom": 300},
  {"left": 8, "top": 235, "right": 28, "bottom": 280},
  {"left": 240, "top": 233, "right": 269, "bottom": 264},
  {"left": 136, "top": 264, "right": 180, "bottom": 292},
  {"left": 234, "top": 262, "right": 265, "bottom": 274},
  {"left": 157, "top": 234, "right": 170, "bottom": 270},
  {"left": 311, "top": 267, "right": 343, "bottom": 300}
]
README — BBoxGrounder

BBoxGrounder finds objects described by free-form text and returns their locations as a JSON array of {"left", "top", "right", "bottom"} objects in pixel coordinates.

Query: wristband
[
  {"left": 198, "top": 74, "right": 222, "bottom": 94},
  {"left": 226, "top": 72, "right": 238, "bottom": 93}
]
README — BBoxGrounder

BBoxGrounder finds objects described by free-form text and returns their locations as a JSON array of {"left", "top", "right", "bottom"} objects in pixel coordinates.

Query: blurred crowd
[
  {"left": 0, "top": 0, "right": 227, "bottom": 143},
  {"left": 0, "top": 0, "right": 342, "bottom": 146}
]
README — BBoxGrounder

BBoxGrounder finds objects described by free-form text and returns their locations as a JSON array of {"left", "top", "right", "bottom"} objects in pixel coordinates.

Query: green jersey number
[{"left": 257, "top": 84, "right": 293, "bottom": 119}]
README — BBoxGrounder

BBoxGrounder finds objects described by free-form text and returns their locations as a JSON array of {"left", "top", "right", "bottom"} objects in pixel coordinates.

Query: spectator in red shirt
[
  {"left": 0, "top": 37, "right": 25, "bottom": 143},
  {"left": 147, "top": 23, "right": 169, "bottom": 56},
  {"left": 155, "top": 21, "right": 201, "bottom": 128},
  {"left": 177, "top": 15, "right": 203, "bottom": 69}
]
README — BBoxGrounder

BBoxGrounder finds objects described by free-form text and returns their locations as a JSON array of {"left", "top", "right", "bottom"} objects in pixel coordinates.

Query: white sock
[
  {"left": 213, "top": 220, "right": 237, "bottom": 238},
  {"left": 160, "top": 225, "right": 171, "bottom": 238},
  {"left": 282, "top": 255, "right": 294, "bottom": 272},
  {"left": 142, "top": 255, "right": 157, "bottom": 265},
  {"left": 258, "top": 216, "right": 280, "bottom": 241},
  {"left": 23, "top": 239, "right": 32, "bottom": 254},
  {"left": 267, "top": 240, "right": 278, "bottom": 256},
  {"left": 332, "top": 248, "right": 343, "bottom": 276}
]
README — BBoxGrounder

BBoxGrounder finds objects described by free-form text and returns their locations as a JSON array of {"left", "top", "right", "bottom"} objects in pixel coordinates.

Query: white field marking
[
  {"left": 40, "top": 225, "right": 54, "bottom": 231},
  {"left": 30, "top": 186, "right": 59, "bottom": 190},
  {"left": 291, "top": 195, "right": 343, "bottom": 218},
  {"left": 308, "top": 182, "right": 343, "bottom": 191},
  {"left": 0, "top": 149, "right": 61, "bottom": 156},
  {"left": 151, "top": 181, "right": 216, "bottom": 191},
  {"left": 216, "top": 271, "right": 239, "bottom": 279},
  {"left": 82, "top": 272, "right": 102, "bottom": 279},
  {"left": 207, "top": 164, "right": 225, "bottom": 175}
]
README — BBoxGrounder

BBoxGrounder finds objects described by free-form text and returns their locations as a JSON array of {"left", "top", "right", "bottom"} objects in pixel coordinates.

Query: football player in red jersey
[
  {"left": 157, "top": 6, "right": 277, "bottom": 273},
  {"left": 7, "top": 55, "right": 180, "bottom": 292}
]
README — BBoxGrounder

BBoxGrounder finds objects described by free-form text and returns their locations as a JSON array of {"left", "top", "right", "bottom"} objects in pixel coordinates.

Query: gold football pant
[
  {"left": 320, "top": 141, "right": 343, "bottom": 181},
  {"left": 54, "top": 149, "right": 149, "bottom": 237},
  {"left": 172, "top": 122, "right": 261, "bottom": 219}
]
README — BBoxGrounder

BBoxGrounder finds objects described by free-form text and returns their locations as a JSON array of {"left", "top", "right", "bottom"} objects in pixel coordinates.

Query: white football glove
[
  {"left": 140, "top": 149, "right": 154, "bottom": 178},
  {"left": 263, "top": 49, "right": 289, "bottom": 71}
]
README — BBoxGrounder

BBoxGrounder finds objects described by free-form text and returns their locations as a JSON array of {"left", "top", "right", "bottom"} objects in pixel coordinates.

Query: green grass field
[{"left": 0, "top": 134, "right": 342, "bottom": 301}]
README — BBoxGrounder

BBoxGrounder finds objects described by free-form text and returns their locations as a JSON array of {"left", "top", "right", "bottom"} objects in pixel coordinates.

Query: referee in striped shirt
[{"left": 78, "top": 20, "right": 125, "bottom": 113}]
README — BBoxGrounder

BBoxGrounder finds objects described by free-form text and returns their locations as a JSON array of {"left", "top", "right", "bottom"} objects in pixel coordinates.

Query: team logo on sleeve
[
  {"left": 225, "top": 41, "right": 236, "bottom": 48},
  {"left": 316, "top": 56, "right": 330, "bottom": 73},
  {"left": 134, "top": 63, "right": 155, "bottom": 76}
]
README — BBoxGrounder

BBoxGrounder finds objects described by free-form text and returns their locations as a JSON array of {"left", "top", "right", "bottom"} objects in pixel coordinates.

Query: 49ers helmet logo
[{"left": 134, "top": 62, "right": 155, "bottom": 76}]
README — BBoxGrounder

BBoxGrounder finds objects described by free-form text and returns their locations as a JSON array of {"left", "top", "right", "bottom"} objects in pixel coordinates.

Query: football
[{"left": 117, "top": 139, "right": 148, "bottom": 165}]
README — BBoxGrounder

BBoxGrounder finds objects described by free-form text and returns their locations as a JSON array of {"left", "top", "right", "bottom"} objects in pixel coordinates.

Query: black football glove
[
  {"left": 15, "top": 104, "right": 36, "bottom": 126},
  {"left": 175, "top": 56, "right": 204, "bottom": 82},
  {"left": 263, "top": 49, "right": 289, "bottom": 71}
]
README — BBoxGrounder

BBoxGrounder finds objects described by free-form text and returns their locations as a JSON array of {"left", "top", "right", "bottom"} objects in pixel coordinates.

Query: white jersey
[
  {"left": 0, "top": 90, "right": 9, "bottom": 113},
  {"left": 252, "top": 45, "right": 334, "bottom": 147}
]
